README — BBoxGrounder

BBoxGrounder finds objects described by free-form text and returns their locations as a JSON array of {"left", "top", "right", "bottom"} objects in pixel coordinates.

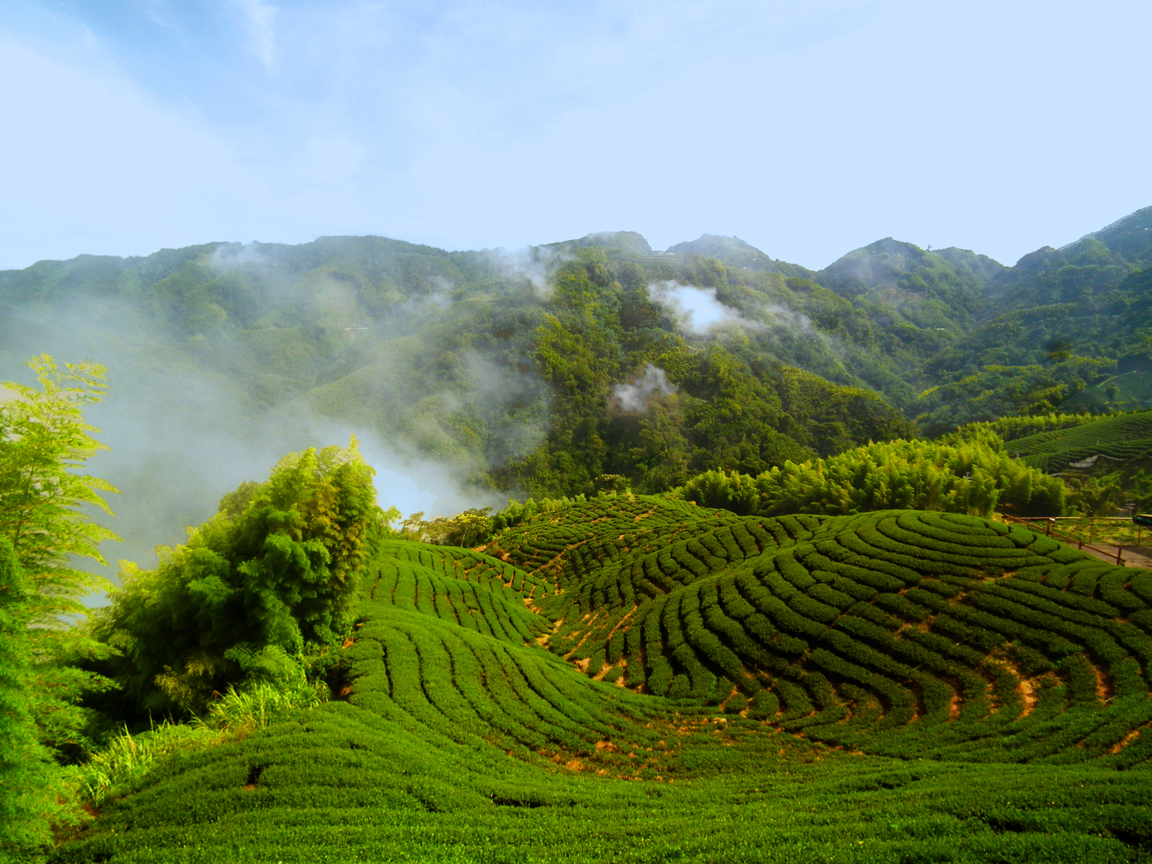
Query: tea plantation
[
  {"left": 55, "top": 498, "right": 1152, "bottom": 863},
  {"left": 1008, "top": 409, "right": 1152, "bottom": 473}
]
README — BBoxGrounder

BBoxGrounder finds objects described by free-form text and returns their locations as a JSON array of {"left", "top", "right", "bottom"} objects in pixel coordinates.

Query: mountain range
[{"left": 0, "top": 207, "right": 1149, "bottom": 566}]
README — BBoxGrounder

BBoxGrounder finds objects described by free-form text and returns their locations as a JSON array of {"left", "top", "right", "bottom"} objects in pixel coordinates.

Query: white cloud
[
  {"left": 613, "top": 364, "right": 676, "bottom": 413},
  {"left": 484, "top": 245, "right": 568, "bottom": 298},
  {"left": 646, "top": 281, "right": 756, "bottom": 335}
]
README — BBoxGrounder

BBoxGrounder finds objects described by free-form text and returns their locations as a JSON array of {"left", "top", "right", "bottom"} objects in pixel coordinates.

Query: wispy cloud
[
  {"left": 484, "top": 245, "right": 568, "bottom": 298},
  {"left": 232, "top": 0, "right": 277, "bottom": 70},
  {"left": 613, "top": 363, "right": 676, "bottom": 413},
  {"left": 0, "top": 239, "right": 555, "bottom": 596}
]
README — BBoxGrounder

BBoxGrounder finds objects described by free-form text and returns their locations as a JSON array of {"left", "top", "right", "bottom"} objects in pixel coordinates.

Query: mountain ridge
[{"left": 1, "top": 206, "right": 1150, "bottom": 571}]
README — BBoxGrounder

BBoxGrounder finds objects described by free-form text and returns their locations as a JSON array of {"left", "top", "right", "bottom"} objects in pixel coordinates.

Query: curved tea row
[
  {"left": 347, "top": 540, "right": 672, "bottom": 764},
  {"left": 52, "top": 500, "right": 1152, "bottom": 862},
  {"left": 1010, "top": 408, "right": 1152, "bottom": 471},
  {"left": 485, "top": 499, "right": 1152, "bottom": 764}
]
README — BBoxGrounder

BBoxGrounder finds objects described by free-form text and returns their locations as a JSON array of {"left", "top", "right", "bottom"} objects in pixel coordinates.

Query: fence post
[
  {"left": 1047, "top": 518, "right": 1054, "bottom": 537},
  {"left": 1116, "top": 546, "right": 1124, "bottom": 566}
]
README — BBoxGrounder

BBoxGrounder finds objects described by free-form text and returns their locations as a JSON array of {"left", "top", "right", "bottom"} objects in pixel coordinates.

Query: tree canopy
[
  {"left": 678, "top": 435, "right": 1065, "bottom": 519},
  {"left": 93, "top": 438, "right": 384, "bottom": 716}
]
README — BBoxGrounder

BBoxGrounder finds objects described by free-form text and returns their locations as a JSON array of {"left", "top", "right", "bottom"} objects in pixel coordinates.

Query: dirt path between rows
[{"left": 1083, "top": 544, "right": 1152, "bottom": 569}]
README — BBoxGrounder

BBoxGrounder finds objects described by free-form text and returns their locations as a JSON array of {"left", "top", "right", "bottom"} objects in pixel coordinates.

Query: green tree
[
  {"left": 400, "top": 507, "right": 493, "bottom": 548},
  {"left": 94, "top": 438, "right": 383, "bottom": 716},
  {"left": 1064, "top": 472, "right": 1125, "bottom": 516},
  {"left": 0, "top": 357, "right": 120, "bottom": 748},
  {"left": 0, "top": 537, "right": 57, "bottom": 858},
  {"left": 0, "top": 356, "right": 120, "bottom": 853},
  {"left": 680, "top": 436, "right": 1065, "bottom": 518}
]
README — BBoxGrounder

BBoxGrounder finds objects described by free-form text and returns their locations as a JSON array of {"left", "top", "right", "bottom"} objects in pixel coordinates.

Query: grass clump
[
  {"left": 72, "top": 721, "right": 217, "bottom": 809},
  {"left": 199, "top": 678, "right": 329, "bottom": 734},
  {"left": 74, "top": 675, "right": 328, "bottom": 810}
]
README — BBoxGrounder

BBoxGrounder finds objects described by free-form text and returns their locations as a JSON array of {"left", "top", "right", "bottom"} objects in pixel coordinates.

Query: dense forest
[{"left": 2, "top": 207, "right": 1152, "bottom": 861}]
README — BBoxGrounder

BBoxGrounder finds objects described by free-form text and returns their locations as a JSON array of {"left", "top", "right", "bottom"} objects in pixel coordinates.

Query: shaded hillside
[
  {"left": 808, "top": 214, "right": 1152, "bottom": 428},
  {"left": 1088, "top": 205, "right": 1152, "bottom": 268},
  {"left": 817, "top": 238, "right": 1001, "bottom": 324},
  {"left": 917, "top": 211, "right": 1152, "bottom": 409},
  {"left": 912, "top": 357, "right": 1116, "bottom": 434},
  {"left": 56, "top": 498, "right": 1152, "bottom": 862}
]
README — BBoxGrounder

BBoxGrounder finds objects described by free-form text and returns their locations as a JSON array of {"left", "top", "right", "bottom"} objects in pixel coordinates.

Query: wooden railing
[{"left": 1000, "top": 514, "right": 1127, "bottom": 566}]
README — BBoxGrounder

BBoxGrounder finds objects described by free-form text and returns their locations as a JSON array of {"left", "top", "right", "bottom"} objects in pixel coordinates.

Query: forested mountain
[
  {"left": 811, "top": 212, "right": 1152, "bottom": 430},
  {"left": 665, "top": 234, "right": 813, "bottom": 278},
  {"left": 1, "top": 208, "right": 1150, "bottom": 562}
]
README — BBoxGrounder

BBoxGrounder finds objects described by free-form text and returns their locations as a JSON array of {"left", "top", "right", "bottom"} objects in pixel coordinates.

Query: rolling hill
[
  {"left": 1008, "top": 410, "right": 1152, "bottom": 474},
  {"left": 55, "top": 497, "right": 1152, "bottom": 863}
]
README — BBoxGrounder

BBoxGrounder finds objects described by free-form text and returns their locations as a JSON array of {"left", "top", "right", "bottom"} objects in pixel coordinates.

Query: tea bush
[{"left": 55, "top": 496, "right": 1152, "bottom": 863}]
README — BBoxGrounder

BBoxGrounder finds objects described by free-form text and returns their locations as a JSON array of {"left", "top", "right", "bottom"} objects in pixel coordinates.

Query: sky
[{"left": 2, "top": 0, "right": 1150, "bottom": 273}]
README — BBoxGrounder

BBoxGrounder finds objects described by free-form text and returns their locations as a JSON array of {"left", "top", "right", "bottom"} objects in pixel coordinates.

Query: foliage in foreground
[
  {"left": 0, "top": 357, "right": 120, "bottom": 753},
  {"left": 0, "top": 537, "right": 57, "bottom": 858},
  {"left": 199, "top": 675, "right": 330, "bottom": 733},
  {"left": 71, "top": 721, "right": 217, "bottom": 810},
  {"left": 73, "top": 677, "right": 328, "bottom": 811},
  {"left": 51, "top": 704, "right": 1152, "bottom": 864},
  {"left": 0, "top": 357, "right": 121, "bottom": 860}
]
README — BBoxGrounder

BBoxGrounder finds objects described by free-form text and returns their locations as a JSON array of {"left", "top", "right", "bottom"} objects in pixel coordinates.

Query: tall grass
[
  {"left": 73, "top": 721, "right": 217, "bottom": 808},
  {"left": 75, "top": 679, "right": 329, "bottom": 809},
  {"left": 199, "top": 679, "right": 329, "bottom": 734}
]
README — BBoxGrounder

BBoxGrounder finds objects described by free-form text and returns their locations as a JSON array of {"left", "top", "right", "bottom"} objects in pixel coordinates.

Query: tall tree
[
  {"left": 0, "top": 536, "right": 57, "bottom": 858},
  {"left": 94, "top": 438, "right": 381, "bottom": 716},
  {"left": 0, "top": 355, "right": 119, "bottom": 753}
]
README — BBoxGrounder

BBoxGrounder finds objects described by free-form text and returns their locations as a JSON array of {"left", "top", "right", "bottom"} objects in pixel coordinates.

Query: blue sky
[{"left": 2, "top": 0, "right": 1150, "bottom": 272}]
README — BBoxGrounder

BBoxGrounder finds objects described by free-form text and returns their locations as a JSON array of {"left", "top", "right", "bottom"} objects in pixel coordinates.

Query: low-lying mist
[
  {"left": 0, "top": 228, "right": 902, "bottom": 602},
  {"left": 0, "top": 238, "right": 558, "bottom": 599}
]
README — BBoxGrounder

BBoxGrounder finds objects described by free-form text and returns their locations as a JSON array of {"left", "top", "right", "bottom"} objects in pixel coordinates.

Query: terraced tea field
[
  {"left": 57, "top": 498, "right": 1152, "bottom": 863},
  {"left": 1008, "top": 409, "right": 1152, "bottom": 472},
  {"left": 490, "top": 498, "right": 1152, "bottom": 762}
]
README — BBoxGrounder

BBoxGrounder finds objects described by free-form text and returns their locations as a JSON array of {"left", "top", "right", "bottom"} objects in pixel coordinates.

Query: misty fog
[{"left": 0, "top": 238, "right": 561, "bottom": 599}]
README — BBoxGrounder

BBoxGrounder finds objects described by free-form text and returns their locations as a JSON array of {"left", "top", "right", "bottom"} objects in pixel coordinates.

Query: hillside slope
[
  {"left": 488, "top": 496, "right": 1152, "bottom": 759},
  {"left": 1006, "top": 409, "right": 1152, "bottom": 473},
  {"left": 3, "top": 208, "right": 1152, "bottom": 580},
  {"left": 56, "top": 499, "right": 1152, "bottom": 863}
]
